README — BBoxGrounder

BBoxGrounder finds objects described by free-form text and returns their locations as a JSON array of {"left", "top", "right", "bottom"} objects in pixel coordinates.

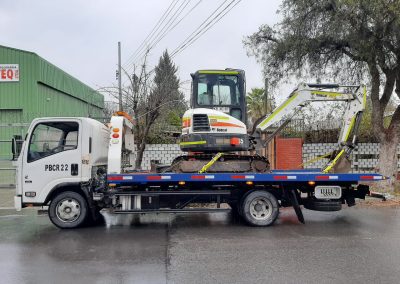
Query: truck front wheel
[
  {"left": 241, "top": 190, "right": 279, "bottom": 226},
  {"left": 48, "top": 191, "right": 89, "bottom": 229}
]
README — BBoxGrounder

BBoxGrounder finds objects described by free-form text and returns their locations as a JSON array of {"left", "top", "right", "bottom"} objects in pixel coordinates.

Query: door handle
[{"left": 71, "top": 164, "right": 78, "bottom": 176}]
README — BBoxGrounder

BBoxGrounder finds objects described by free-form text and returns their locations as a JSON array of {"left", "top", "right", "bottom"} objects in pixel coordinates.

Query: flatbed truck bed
[
  {"left": 103, "top": 170, "right": 386, "bottom": 226},
  {"left": 107, "top": 171, "right": 385, "bottom": 184}
]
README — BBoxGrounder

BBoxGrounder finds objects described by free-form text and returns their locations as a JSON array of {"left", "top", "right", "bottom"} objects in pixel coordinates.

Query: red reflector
[
  {"left": 108, "top": 176, "right": 123, "bottom": 181},
  {"left": 147, "top": 176, "right": 162, "bottom": 180},
  {"left": 316, "top": 175, "right": 330, "bottom": 180},
  {"left": 273, "top": 176, "right": 287, "bottom": 180},
  {"left": 230, "top": 137, "right": 240, "bottom": 145},
  {"left": 112, "top": 133, "right": 119, "bottom": 138},
  {"left": 361, "top": 175, "right": 374, "bottom": 180},
  {"left": 191, "top": 175, "right": 205, "bottom": 179},
  {"left": 232, "top": 175, "right": 246, "bottom": 179}
]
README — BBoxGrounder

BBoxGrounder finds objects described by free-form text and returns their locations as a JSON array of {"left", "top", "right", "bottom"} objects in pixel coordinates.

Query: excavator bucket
[{"left": 326, "top": 153, "right": 352, "bottom": 173}]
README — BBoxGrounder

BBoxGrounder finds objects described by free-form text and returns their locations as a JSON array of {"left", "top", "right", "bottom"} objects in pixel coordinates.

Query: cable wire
[
  {"left": 123, "top": 0, "right": 180, "bottom": 67},
  {"left": 171, "top": 0, "right": 241, "bottom": 58},
  {"left": 125, "top": 0, "right": 192, "bottom": 71}
]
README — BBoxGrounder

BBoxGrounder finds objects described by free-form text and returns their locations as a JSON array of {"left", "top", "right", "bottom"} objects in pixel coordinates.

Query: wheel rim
[
  {"left": 56, "top": 198, "right": 81, "bottom": 223},
  {"left": 249, "top": 197, "right": 273, "bottom": 221}
]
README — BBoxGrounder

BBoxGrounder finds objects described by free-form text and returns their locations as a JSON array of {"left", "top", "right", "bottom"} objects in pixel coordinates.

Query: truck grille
[{"left": 192, "top": 114, "right": 210, "bottom": 132}]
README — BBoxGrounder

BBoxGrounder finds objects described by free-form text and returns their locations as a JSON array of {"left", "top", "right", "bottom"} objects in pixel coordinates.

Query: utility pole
[{"left": 118, "top": 41, "right": 123, "bottom": 111}]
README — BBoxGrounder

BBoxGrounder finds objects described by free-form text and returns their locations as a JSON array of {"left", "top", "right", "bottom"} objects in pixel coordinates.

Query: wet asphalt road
[{"left": 1, "top": 207, "right": 400, "bottom": 284}]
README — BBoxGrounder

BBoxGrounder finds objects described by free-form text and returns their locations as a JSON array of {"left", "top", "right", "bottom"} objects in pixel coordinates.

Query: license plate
[{"left": 314, "top": 186, "right": 342, "bottom": 199}]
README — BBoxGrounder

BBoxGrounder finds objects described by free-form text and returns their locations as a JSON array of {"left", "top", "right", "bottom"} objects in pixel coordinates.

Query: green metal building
[{"left": 0, "top": 45, "right": 104, "bottom": 160}]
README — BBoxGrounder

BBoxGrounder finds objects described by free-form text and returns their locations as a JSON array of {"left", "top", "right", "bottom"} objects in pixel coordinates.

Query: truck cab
[{"left": 14, "top": 117, "right": 109, "bottom": 210}]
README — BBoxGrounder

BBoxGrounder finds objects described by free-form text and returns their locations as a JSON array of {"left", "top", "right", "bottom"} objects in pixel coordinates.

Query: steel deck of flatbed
[{"left": 107, "top": 171, "right": 385, "bottom": 185}]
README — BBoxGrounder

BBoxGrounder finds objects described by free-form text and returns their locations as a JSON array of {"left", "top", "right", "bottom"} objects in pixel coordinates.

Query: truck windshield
[
  {"left": 197, "top": 74, "right": 240, "bottom": 106},
  {"left": 27, "top": 122, "right": 79, "bottom": 162}
]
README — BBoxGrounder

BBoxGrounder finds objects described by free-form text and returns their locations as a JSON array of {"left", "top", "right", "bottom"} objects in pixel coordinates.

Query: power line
[
  {"left": 127, "top": 0, "right": 236, "bottom": 79},
  {"left": 173, "top": 0, "right": 242, "bottom": 57},
  {"left": 124, "top": 0, "right": 204, "bottom": 74},
  {"left": 132, "top": 0, "right": 203, "bottom": 67},
  {"left": 171, "top": 0, "right": 241, "bottom": 58},
  {"left": 118, "top": 0, "right": 240, "bottom": 94},
  {"left": 125, "top": 0, "right": 192, "bottom": 71},
  {"left": 123, "top": 0, "right": 179, "bottom": 67},
  {"left": 169, "top": 0, "right": 230, "bottom": 57},
  {"left": 122, "top": 0, "right": 204, "bottom": 86}
]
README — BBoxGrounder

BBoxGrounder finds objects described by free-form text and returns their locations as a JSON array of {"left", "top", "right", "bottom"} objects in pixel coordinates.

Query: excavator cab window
[
  {"left": 192, "top": 70, "right": 247, "bottom": 123},
  {"left": 197, "top": 74, "right": 239, "bottom": 106}
]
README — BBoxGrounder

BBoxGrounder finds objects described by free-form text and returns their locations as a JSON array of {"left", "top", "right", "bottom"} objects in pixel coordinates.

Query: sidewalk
[{"left": 0, "top": 187, "right": 15, "bottom": 208}]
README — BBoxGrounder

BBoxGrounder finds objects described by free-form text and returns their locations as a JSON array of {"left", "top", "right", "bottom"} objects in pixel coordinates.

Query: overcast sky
[{"left": 0, "top": 0, "right": 285, "bottom": 102}]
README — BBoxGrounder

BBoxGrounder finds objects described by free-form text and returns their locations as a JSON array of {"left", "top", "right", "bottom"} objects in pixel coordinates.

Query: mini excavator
[{"left": 169, "top": 69, "right": 366, "bottom": 173}]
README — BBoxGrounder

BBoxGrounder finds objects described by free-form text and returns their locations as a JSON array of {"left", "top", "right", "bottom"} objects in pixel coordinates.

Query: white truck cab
[
  {"left": 14, "top": 114, "right": 135, "bottom": 228},
  {"left": 14, "top": 117, "right": 109, "bottom": 210}
]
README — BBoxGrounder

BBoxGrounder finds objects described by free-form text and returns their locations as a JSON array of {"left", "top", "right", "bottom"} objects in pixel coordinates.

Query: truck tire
[
  {"left": 48, "top": 191, "right": 89, "bottom": 229},
  {"left": 303, "top": 199, "right": 342, "bottom": 211},
  {"left": 241, "top": 190, "right": 279, "bottom": 226}
]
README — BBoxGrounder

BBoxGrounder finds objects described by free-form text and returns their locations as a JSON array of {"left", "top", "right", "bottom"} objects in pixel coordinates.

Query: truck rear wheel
[
  {"left": 241, "top": 190, "right": 279, "bottom": 226},
  {"left": 48, "top": 191, "right": 89, "bottom": 229}
]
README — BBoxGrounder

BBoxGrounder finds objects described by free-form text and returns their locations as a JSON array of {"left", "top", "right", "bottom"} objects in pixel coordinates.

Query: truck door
[{"left": 21, "top": 120, "right": 81, "bottom": 203}]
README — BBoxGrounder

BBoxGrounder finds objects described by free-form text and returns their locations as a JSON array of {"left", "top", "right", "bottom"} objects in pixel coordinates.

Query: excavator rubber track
[{"left": 163, "top": 154, "right": 270, "bottom": 173}]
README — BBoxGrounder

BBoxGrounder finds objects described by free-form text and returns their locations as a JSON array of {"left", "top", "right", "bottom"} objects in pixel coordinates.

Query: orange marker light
[
  {"left": 246, "top": 181, "right": 254, "bottom": 185},
  {"left": 308, "top": 181, "right": 316, "bottom": 186},
  {"left": 112, "top": 133, "right": 119, "bottom": 138},
  {"left": 230, "top": 137, "right": 240, "bottom": 145},
  {"left": 178, "top": 181, "right": 185, "bottom": 185},
  {"left": 113, "top": 128, "right": 120, "bottom": 132}
]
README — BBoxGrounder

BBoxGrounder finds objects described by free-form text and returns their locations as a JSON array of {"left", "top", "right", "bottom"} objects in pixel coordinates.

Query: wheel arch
[
  {"left": 239, "top": 186, "right": 281, "bottom": 202},
  {"left": 44, "top": 183, "right": 89, "bottom": 205}
]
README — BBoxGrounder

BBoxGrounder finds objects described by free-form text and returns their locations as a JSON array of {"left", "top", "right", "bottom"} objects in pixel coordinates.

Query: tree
[
  {"left": 246, "top": 87, "right": 275, "bottom": 125},
  {"left": 245, "top": 0, "right": 400, "bottom": 188},
  {"left": 100, "top": 50, "right": 185, "bottom": 169},
  {"left": 146, "top": 109, "right": 186, "bottom": 144},
  {"left": 132, "top": 50, "right": 183, "bottom": 169}
]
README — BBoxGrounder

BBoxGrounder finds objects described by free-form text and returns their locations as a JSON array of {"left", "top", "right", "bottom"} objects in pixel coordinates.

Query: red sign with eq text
[{"left": 0, "top": 64, "right": 19, "bottom": 82}]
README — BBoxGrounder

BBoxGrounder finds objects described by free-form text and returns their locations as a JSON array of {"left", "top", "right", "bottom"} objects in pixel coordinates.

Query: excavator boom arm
[{"left": 254, "top": 83, "right": 367, "bottom": 172}]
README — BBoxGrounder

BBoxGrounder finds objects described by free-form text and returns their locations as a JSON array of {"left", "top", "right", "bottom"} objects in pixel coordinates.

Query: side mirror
[
  {"left": 11, "top": 137, "right": 16, "bottom": 160},
  {"left": 11, "top": 135, "right": 23, "bottom": 161}
]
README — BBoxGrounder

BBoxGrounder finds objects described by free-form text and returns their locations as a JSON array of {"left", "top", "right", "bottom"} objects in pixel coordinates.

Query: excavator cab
[
  {"left": 190, "top": 69, "right": 247, "bottom": 124},
  {"left": 180, "top": 69, "right": 250, "bottom": 153}
]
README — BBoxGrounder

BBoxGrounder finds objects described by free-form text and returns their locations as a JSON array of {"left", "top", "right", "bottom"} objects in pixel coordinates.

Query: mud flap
[{"left": 288, "top": 190, "right": 305, "bottom": 224}]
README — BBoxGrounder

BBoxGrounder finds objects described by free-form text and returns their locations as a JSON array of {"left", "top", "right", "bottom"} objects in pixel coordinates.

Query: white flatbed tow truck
[{"left": 12, "top": 113, "right": 386, "bottom": 229}]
